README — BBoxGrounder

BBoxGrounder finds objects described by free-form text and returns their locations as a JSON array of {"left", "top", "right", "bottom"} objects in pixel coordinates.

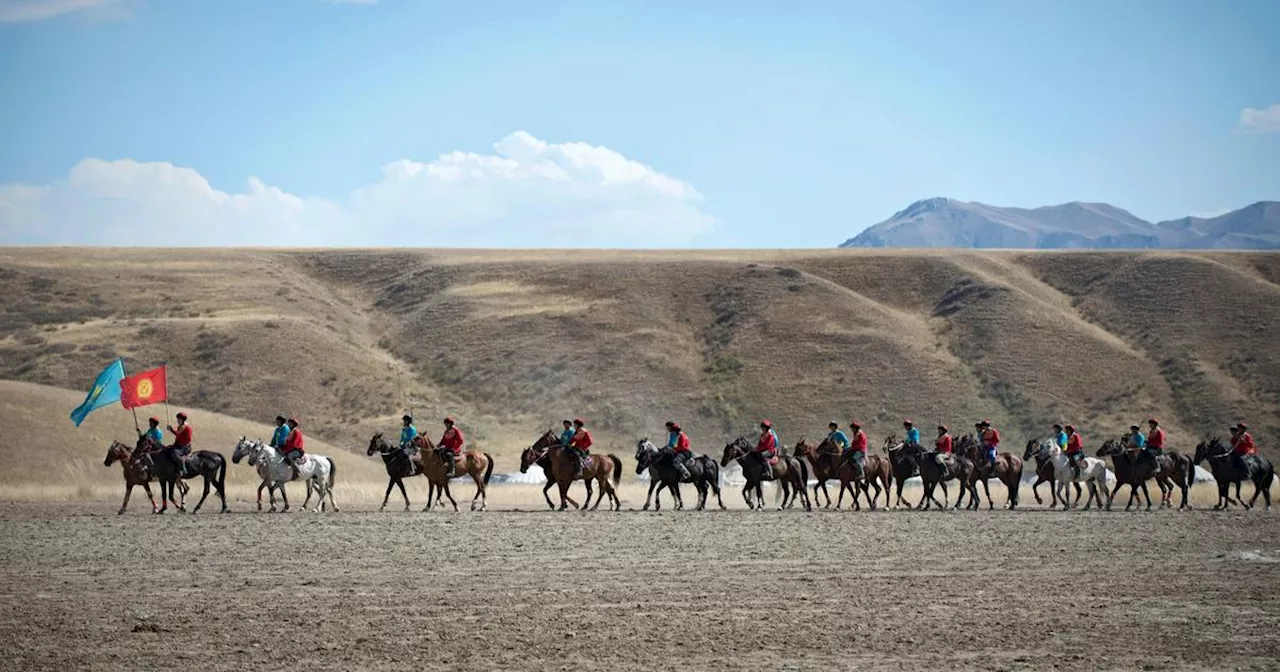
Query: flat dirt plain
[{"left": 3, "top": 499, "right": 1279, "bottom": 671}]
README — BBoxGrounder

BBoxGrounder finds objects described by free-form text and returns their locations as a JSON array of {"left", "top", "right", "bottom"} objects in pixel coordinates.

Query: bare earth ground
[{"left": 2, "top": 501, "right": 1279, "bottom": 671}]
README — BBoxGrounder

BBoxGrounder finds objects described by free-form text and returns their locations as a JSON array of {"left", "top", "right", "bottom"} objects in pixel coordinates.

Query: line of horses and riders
[{"left": 102, "top": 411, "right": 1275, "bottom": 516}]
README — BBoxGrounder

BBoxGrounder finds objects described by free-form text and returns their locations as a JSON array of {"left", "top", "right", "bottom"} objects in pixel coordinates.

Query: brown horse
[
  {"left": 523, "top": 430, "right": 622, "bottom": 511},
  {"left": 519, "top": 434, "right": 581, "bottom": 510},
  {"left": 103, "top": 440, "right": 189, "bottom": 515},
  {"left": 409, "top": 434, "right": 495, "bottom": 512},
  {"left": 720, "top": 437, "right": 812, "bottom": 511},
  {"left": 955, "top": 433, "right": 1023, "bottom": 509},
  {"left": 793, "top": 438, "right": 889, "bottom": 510}
]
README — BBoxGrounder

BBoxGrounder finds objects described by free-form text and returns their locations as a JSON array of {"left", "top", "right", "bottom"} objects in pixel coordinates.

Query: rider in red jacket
[
  {"left": 438, "top": 417, "right": 464, "bottom": 476},
  {"left": 568, "top": 418, "right": 592, "bottom": 478},
  {"left": 1064, "top": 424, "right": 1084, "bottom": 478},
  {"left": 757, "top": 420, "right": 779, "bottom": 480},
  {"left": 843, "top": 421, "right": 868, "bottom": 475},
  {"left": 283, "top": 418, "right": 305, "bottom": 478},
  {"left": 1230, "top": 423, "right": 1256, "bottom": 474},
  {"left": 665, "top": 421, "right": 692, "bottom": 480},
  {"left": 165, "top": 412, "right": 193, "bottom": 476}
]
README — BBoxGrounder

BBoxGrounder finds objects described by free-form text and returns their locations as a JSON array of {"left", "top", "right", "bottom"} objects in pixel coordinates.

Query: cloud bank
[
  {"left": 0, "top": 0, "right": 121, "bottom": 22},
  {"left": 0, "top": 131, "right": 717, "bottom": 247},
  {"left": 1238, "top": 103, "right": 1280, "bottom": 134}
]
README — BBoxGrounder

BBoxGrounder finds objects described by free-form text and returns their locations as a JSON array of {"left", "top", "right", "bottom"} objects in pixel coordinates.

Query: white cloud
[
  {"left": 1238, "top": 103, "right": 1280, "bottom": 134},
  {"left": 0, "top": 132, "right": 716, "bottom": 248},
  {"left": 0, "top": 0, "right": 126, "bottom": 22}
]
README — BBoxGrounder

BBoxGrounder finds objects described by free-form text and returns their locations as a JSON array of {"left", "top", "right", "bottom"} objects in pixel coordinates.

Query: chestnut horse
[
  {"left": 792, "top": 437, "right": 890, "bottom": 510},
  {"left": 409, "top": 434, "right": 495, "bottom": 512},
  {"left": 519, "top": 437, "right": 581, "bottom": 510},
  {"left": 954, "top": 433, "right": 1023, "bottom": 509},
  {"left": 522, "top": 430, "right": 622, "bottom": 511}
]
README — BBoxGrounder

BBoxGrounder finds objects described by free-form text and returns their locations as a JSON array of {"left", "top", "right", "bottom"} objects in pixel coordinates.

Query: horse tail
[
  {"left": 798, "top": 455, "right": 810, "bottom": 487},
  {"left": 706, "top": 458, "right": 722, "bottom": 493},
  {"left": 326, "top": 457, "right": 337, "bottom": 489},
  {"left": 609, "top": 454, "right": 622, "bottom": 487},
  {"left": 215, "top": 452, "right": 227, "bottom": 490},
  {"left": 483, "top": 453, "right": 495, "bottom": 485}
]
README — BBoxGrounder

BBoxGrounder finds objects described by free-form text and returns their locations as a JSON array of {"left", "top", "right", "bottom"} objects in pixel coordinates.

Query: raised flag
[
  {"left": 119, "top": 365, "right": 168, "bottom": 410},
  {"left": 70, "top": 358, "right": 126, "bottom": 426}
]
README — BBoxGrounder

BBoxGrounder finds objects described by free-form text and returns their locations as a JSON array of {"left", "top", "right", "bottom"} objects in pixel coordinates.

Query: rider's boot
[
  {"left": 444, "top": 453, "right": 456, "bottom": 477},
  {"left": 761, "top": 458, "right": 774, "bottom": 481},
  {"left": 676, "top": 458, "right": 692, "bottom": 481}
]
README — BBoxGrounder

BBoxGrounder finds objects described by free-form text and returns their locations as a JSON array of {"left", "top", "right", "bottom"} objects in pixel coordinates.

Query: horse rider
[
  {"left": 935, "top": 425, "right": 953, "bottom": 477},
  {"left": 140, "top": 416, "right": 164, "bottom": 448},
  {"left": 843, "top": 420, "right": 868, "bottom": 476},
  {"left": 826, "top": 422, "right": 849, "bottom": 472},
  {"left": 567, "top": 418, "right": 593, "bottom": 479},
  {"left": 1053, "top": 423, "right": 1069, "bottom": 453},
  {"left": 1126, "top": 424, "right": 1147, "bottom": 466},
  {"left": 1229, "top": 423, "right": 1256, "bottom": 474},
  {"left": 902, "top": 419, "right": 921, "bottom": 447},
  {"left": 282, "top": 417, "right": 305, "bottom": 479},
  {"left": 757, "top": 420, "right": 779, "bottom": 480},
  {"left": 666, "top": 421, "right": 692, "bottom": 480},
  {"left": 162, "top": 412, "right": 194, "bottom": 476},
  {"left": 1064, "top": 424, "right": 1084, "bottom": 478},
  {"left": 979, "top": 420, "right": 1000, "bottom": 474},
  {"left": 438, "top": 416, "right": 465, "bottom": 477},
  {"left": 269, "top": 415, "right": 291, "bottom": 451},
  {"left": 1145, "top": 418, "right": 1166, "bottom": 465},
  {"left": 560, "top": 419, "right": 576, "bottom": 448},
  {"left": 400, "top": 415, "right": 418, "bottom": 455}
]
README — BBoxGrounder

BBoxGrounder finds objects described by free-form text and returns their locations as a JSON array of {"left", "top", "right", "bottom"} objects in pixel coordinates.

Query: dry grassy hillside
[{"left": 1, "top": 248, "right": 1276, "bottom": 473}]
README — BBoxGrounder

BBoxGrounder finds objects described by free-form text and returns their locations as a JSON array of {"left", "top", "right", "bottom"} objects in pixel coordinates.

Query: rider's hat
[
  {"left": 573, "top": 417, "right": 586, "bottom": 426},
  {"left": 828, "top": 420, "right": 839, "bottom": 427},
  {"left": 443, "top": 416, "right": 456, "bottom": 424},
  {"left": 287, "top": 417, "right": 299, "bottom": 425},
  {"left": 148, "top": 416, "right": 160, "bottom": 425},
  {"left": 981, "top": 419, "right": 991, "bottom": 426},
  {"left": 275, "top": 415, "right": 286, "bottom": 423},
  {"left": 1236, "top": 422, "right": 1249, "bottom": 431},
  {"left": 902, "top": 418, "right": 913, "bottom": 426},
  {"left": 665, "top": 420, "right": 676, "bottom": 428},
  {"left": 176, "top": 412, "right": 188, "bottom": 420},
  {"left": 402, "top": 414, "right": 413, "bottom": 423},
  {"left": 563, "top": 418, "right": 573, "bottom": 425},
  {"left": 850, "top": 419, "right": 861, "bottom": 428},
  {"left": 1129, "top": 425, "right": 1140, "bottom": 431},
  {"left": 760, "top": 419, "right": 772, "bottom": 429},
  {"left": 1065, "top": 424, "right": 1075, "bottom": 431},
  {"left": 937, "top": 424, "right": 948, "bottom": 432},
  {"left": 1052, "top": 423, "right": 1063, "bottom": 429},
  {"left": 1147, "top": 417, "right": 1159, "bottom": 425}
]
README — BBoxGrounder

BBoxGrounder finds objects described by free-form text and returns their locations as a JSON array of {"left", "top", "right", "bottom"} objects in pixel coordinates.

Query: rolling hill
[
  {"left": 0, "top": 248, "right": 1277, "bottom": 493},
  {"left": 840, "top": 199, "right": 1280, "bottom": 250}
]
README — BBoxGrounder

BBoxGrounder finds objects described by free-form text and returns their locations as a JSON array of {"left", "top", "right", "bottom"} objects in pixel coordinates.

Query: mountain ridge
[{"left": 841, "top": 199, "right": 1280, "bottom": 250}]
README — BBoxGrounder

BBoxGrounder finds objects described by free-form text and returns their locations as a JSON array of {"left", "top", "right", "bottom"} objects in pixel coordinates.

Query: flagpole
[
  {"left": 161, "top": 362, "right": 171, "bottom": 428},
  {"left": 131, "top": 408, "right": 140, "bottom": 435}
]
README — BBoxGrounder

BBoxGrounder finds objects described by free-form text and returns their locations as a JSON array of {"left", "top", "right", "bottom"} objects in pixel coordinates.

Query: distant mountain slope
[{"left": 840, "top": 199, "right": 1280, "bottom": 250}]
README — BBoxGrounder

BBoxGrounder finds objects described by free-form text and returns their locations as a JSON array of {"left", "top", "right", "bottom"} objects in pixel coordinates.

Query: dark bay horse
[
  {"left": 634, "top": 439, "right": 725, "bottom": 511},
  {"left": 792, "top": 438, "right": 889, "bottom": 510},
  {"left": 897, "top": 441, "right": 978, "bottom": 510},
  {"left": 955, "top": 433, "right": 1023, "bottom": 510},
  {"left": 367, "top": 433, "right": 423, "bottom": 511},
  {"left": 522, "top": 430, "right": 622, "bottom": 511},
  {"left": 127, "top": 439, "right": 227, "bottom": 513},
  {"left": 882, "top": 435, "right": 920, "bottom": 508},
  {"left": 1095, "top": 435, "right": 1192, "bottom": 509},
  {"left": 1194, "top": 438, "right": 1275, "bottom": 510},
  {"left": 1024, "top": 438, "right": 1080, "bottom": 508},
  {"left": 104, "top": 441, "right": 188, "bottom": 514},
  {"left": 720, "top": 437, "right": 811, "bottom": 511}
]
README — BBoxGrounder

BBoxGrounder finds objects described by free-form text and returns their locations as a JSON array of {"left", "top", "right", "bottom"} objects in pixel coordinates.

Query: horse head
[
  {"left": 1022, "top": 439, "right": 1039, "bottom": 461},
  {"left": 881, "top": 435, "right": 900, "bottom": 452},
  {"left": 367, "top": 432, "right": 386, "bottom": 456},
  {"left": 520, "top": 442, "right": 547, "bottom": 473},
  {"left": 1096, "top": 437, "right": 1124, "bottom": 457},
  {"left": 104, "top": 441, "right": 129, "bottom": 467},
  {"left": 720, "top": 437, "right": 751, "bottom": 467},
  {"left": 635, "top": 438, "right": 656, "bottom": 474},
  {"left": 1194, "top": 437, "right": 1227, "bottom": 465},
  {"left": 232, "top": 437, "right": 261, "bottom": 465}
]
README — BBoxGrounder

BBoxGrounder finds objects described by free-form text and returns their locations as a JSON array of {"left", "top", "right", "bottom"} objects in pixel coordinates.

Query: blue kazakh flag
[{"left": 69, "top": 358, "right": 126, "bottom": 427}]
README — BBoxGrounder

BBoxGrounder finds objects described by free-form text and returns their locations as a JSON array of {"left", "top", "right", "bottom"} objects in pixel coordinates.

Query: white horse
[
  {"left": 1035, "top": 439, "right": 1111, "bottom": 510},
  {"left": 232, "top": 437, "right": 338, "bottom": 512}
]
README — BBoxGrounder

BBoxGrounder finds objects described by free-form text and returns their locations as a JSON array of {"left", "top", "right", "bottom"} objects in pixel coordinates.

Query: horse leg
[
  {"left": 1235, "top": 481, "right": 1249, "bottom": 510},
  {"left": 191, "top": 474, "right": 212, "bottom": 513},
  {"left": 835, "top": 481, "right": 846, "bottom": 510},
  {"left": 1140, "top": 482, "right": 1153, "bottom": 510},
  {"left": 982, "top": 479, "right": 994, "bottom": 510},
  {"left": 119, "top": 482, "right": 134, "bottom": 515},
  {"left": 396, "top": 478, "right": 410, "bottom": 511},
  {"left": 442, "top": 482, "right": 459, "bottom": 512},
  {"left": 141, "top": 482, "right": 157, "bottom": 513},
  {"left": 937, "top": 481, "right": 949, "bottom": 510},
  {"left": 278, "top": 482, "right": 291, "bottom": 513},
  {"left": 379, "top": 478, "right": 394, "bottom": 511},
  {"left": 469, "top": 469, "right": 486, "bottom": 512},
  {"left": 256, "top": 480, "right": 266, "bottom": 511},
  {"left": 643, "top": 479, "right": 658, "bottom": 511},
  {"left": 1032, "top": 476, "right": 1045, "bottom": 505}
]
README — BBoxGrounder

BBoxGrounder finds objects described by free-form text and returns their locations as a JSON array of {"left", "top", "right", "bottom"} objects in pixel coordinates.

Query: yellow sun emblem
[{"left": 137, "top": 378, "right": 153, "bottom": 399}]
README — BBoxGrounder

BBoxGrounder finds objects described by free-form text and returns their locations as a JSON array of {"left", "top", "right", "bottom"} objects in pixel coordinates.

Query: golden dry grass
[{"left": 0, "top": 248, "right": 1277, "bottom": 503}]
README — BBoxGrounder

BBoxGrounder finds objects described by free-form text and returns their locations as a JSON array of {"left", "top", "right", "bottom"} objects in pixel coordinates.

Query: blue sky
[{"left": 0, "top": 0, "right": 1277, "bottom": 247}]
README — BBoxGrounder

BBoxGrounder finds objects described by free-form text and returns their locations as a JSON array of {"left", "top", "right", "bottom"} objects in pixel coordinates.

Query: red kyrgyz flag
[{"left": 119, "top": 366, "right": 168, "bottom": 410}]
